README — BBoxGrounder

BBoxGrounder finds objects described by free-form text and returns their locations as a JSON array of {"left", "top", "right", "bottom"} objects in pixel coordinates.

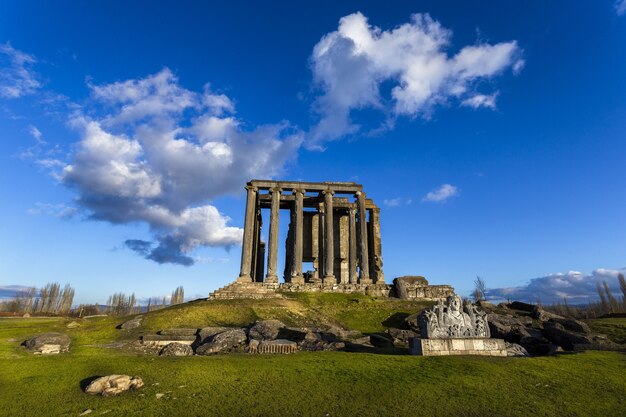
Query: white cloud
[
  {"left": 422, "top": 184, "right": 458, "bottom": 203},
  {"left": 27, "top": 202, "right": 77, "bottom": 218},
  {"left": 383, "top": 197, "right": 412, "bottom": 207},
  {"left": 62, "top": 68, "right": 302, "bottom": 265},
  {"left": 486, "top": 268, "right": 626, "bottom": 304},
  {"left": 0, "top": 42, "right": 41, "bottom": 99},
  {"left": 461, "top": 93, "right": 498, "bottom": 109},
  {"left": 308, "top": 12, "right": 523, "bottom": 148},
  {"left": 28, "top": 125, "right": 43, "bottom": 142},
  {"left": 616, "top": 0, "right": 626, "bottom": 16}
]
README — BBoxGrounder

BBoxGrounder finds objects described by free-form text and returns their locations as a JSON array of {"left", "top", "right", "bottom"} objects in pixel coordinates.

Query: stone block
[{"left": 409, "top": 337, "right": 507, "bottom": 357}]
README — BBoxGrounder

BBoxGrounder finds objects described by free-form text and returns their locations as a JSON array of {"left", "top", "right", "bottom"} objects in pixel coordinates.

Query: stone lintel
[
  {"left": 249, "top": 180, "right": 362, "bottom": 194},
  {"left": 409, "top": 338, "right": 507, "bottom": 357}
]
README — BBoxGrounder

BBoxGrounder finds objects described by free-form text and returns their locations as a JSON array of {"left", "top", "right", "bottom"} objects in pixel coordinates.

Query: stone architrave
[
  {"left": 323, "top": 190, "right": 335, "bottom": 284},
  {"left": 265, "top": 188, "right": 281, "bottom": 283},
  {"left": 238, "top": 185, "right": 257, "bottom": 282},
  {"left": 356, "top": 191, "right": 371, "bottom": 284},
  {"left": 348, "top": 207, "right": 357, "bottom": 284},
  {"left": 291, "top": 189, "right": 305, "bottom": 284}
]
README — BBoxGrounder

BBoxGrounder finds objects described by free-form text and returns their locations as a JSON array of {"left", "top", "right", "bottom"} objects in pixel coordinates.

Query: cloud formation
[
  {"left": 422, "top": 184, "right": 458, "bottom": 203},
  {"left": 308, "top": 12, "right": 523, "bottom": 148},
  {"left": 383, "top": 197, "right": 412, "bottom": 207},
  {"left": 61, "top": 68, "right": 302, "bottom": 265},
  {"left": 617, "top": 0, "right": 626, "bottom": 16},
  {"left": 0, "top": 42, "right": 41, "bottom": 99},
  {"left": 486, "top": 268, "right": 626, "bottom": 305}
]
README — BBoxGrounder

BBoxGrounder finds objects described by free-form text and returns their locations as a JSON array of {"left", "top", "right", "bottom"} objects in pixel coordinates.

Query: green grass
[
  {"left": 588, "top": 318, "right": 626, "bottom": 344},
  {"left": 1, "top": 297, "right": 625, "bottom": 417}
]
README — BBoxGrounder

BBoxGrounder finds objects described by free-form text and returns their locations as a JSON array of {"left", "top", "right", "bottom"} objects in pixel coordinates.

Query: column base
[
  {"left": 323, "top": 275, "right": 336, "bottom": 285},
  {"left": 237, "top": 274, "right": 253, "bottom": 283},
  {"left": 265, "top": 274, "right": 279, "bottom": 284},
  {"left": 359, "top": 278, "right": 373, "bottom": 285},
  {"left": 291, "top": 274, "right": 305, "bottom": 284}
]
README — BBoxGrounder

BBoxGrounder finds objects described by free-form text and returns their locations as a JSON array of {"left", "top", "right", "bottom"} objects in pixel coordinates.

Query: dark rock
[
  {"left": 508, "top": 301, "right": 535, "bottom": 313},
  {"left": 198, "top": 327, "right": 228, "bottom": 344},
  {"left": 324, "top": 325, "right": 360, "bottom": 341},
  {"left": 549, "top": 318, "right": 591, "bottom": 334},
  {"left": 23, "top": 333, "right": 70, "bottom": 354},
  {"left": 387, "top": 328, "right": 417, "bottom": 347},
  {"left": 542, "top": 322, "right": 594, "bottom": 351},
  {"left": 277, "top": 327, "right": 308, "bottom": 342},
  {"left": 159, "top": 342, "right": 193, "bottom": 356},
  {"left": 158, "top": 328, "right": 198, "bottom": 337},
  {"left": 532, "top": 306, "right": 564, "bottom": 321},
  {"left": 248, "top": 320, "right": 285, "bottom": 341},
  {"left": 119, "top": 316, "right": 143, "bottom": 330},
  {"left": 404, "top": 313, "right": 420, "bottom": 332},
  {"left": 196, "top": 328, "right": 247, "bottom": 355},
  {"left": 369, "top": 334, "right": 394, "bottom": 348}
]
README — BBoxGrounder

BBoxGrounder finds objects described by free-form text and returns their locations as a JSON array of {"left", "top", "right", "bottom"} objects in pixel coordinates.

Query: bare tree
[
  {"left": 107, "top": 292, "right": 136, "bottom": 316},
  {"left": 472, "top": 276, "right": 486, "bottom": 302},
  {"left": 597, "top": 282, "right": 608, "bottom": 311},
  {"left": 171, "top": 286, "right": 184, "bottom": 305},
  {"left": 603, "top": 280, "right": 618, "bottom": 313},
  {"left": 618, "top": 273, "right": 626, "bottom": 303}
]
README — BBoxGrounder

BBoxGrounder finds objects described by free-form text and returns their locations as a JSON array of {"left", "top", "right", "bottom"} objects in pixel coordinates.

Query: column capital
[
  {"left": 245, "top": 185, "right": 258, "bottom": 192},
  {"left": 269, "top": 187, "right": 282, "bottom": 193},
  {"left": 355, "top": 191, "right": 365, "bottom": 198},
  {"left": 292, "top": 188, "right": 306, "bottom": 195},
  {"left": 322, "top": 189, "right": 335, "bottom": 196}
]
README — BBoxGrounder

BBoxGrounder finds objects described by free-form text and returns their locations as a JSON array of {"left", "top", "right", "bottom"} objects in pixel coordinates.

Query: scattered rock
[
  {"left": 532, "top": 306, "right": 564, "bottom": 321},
  {"left": 403, "top": 313, "right": 420, "bottom": 333},
  {"left": 507, "top": 301, "right": 535, "bottom": 313},
  {"left": 22, "top": 313, "right": 30, "bottom": 318},
  {"left": 549, "top": 317, "right": 591, "bottom": 334},
  {"left": 119, "top": 316, "right": 143, "bottom": 330},
  {"left": 387, "top": 328, "right": 417, "bottom": 347},
  {"left": 84, "top": 375, "right": 144, "bottom": 396},
  {"left": 66, "top": 321, "right": 81, "bottom": 329},
  {"left": 248, "top": 320, "right": 285, "bottom": 341},
  {"left": 158, "top": 328, "right": 198, "bottom": 337},
  {"left": 505, "top": 342, "right": 530, "bottom": 357},
  {"left": 325, "top": 325, "right": 360, "bottom": 340},
  {"left": 23, "top": 333, "right": 70, "bottom": 355},
  {"left": 198, "top": 327, "right": 228, "bottom": 344},
  {"left": 369, "top": 334, "right": 394, "bottom": 348},
  {"left": 159, "top": 342, "right": 193, "bottom": 356},
  {"left": 542, "top": 322, "right": 594, "bottom": 351},
  {"left": 196, "top": 328, "right": 247, "bottom": 354},
  {"left": 155, "top": 393, "right": 164, "bottom": 399},
  {"left": 79, "top": 409, "right": 93, "bottom": 416}
]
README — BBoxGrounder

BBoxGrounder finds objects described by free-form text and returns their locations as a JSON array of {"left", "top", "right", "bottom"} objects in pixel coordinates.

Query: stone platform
[{"left": 409, "top": 337, "right": 507, "bottom": 357}]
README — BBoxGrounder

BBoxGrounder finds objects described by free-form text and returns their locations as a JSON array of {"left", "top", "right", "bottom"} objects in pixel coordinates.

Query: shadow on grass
[
  {"left": 80, "top": 375, "right": 103, "bottom": 392},
  {"left": 382, "top": 312, "right": 411, "bottom": 329}
]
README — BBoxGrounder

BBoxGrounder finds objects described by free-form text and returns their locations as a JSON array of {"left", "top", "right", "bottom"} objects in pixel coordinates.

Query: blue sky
[{"left": 1, "top": 1, "right": 625, "bottom": 305}]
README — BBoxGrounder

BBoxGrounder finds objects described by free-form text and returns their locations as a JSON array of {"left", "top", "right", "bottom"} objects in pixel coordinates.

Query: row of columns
[{"left": 238, "top": 186, "right": 381, "bottom": 285}]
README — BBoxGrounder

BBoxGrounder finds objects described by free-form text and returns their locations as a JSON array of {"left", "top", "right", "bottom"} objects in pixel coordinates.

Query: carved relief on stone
[{"left": 419, "top": 295, "right": 491, "bottom": 339}]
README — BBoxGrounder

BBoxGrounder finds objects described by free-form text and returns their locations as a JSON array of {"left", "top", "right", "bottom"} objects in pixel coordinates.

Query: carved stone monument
[{"left": 409, "top": 295, "right": 506, "bottom": 356}]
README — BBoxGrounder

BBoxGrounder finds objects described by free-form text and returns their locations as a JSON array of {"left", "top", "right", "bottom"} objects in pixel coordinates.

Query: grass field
[{"left": 1, "top": 295, "right": 625, "bottom": 417}]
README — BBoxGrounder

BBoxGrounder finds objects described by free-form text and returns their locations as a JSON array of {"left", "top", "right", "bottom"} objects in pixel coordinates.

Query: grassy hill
[{"left": 1, "top": 293, "right": 625, "bottom": 417}]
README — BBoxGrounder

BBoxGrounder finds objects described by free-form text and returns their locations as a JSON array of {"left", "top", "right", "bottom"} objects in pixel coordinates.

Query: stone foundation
[{"left": 409, "top": 337, "right": 507, "bottom": 357}]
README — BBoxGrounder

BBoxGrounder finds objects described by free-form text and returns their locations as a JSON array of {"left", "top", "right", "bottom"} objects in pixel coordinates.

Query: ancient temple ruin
[
  {"left": 237, "top": 179, "right": 384, "bottom": 286},
  {"left": 209, "top": 179, "right": 454, "bottom": 300}
]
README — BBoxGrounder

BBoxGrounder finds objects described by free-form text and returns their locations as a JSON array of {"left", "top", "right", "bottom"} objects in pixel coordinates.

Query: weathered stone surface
[
  {"left": 387, "top": 328, "right": 417, "bottom": 347},
  {"left": 369, "top": 333, "right": 394, "bottom": 348},
  {"left": 84, "top": 375, "right": 144, "bottom": 396},
  {"left": 508, "top": 301, "right": 535, "bottom": 313},
  {"left": 196, "top": 328, "right": 247, "bottom": 355},
  {"left": 532, "top": 306, "right": 564, "bottom": 321},
  {"left": 66, "top": 321, "right": 81, "bottom": 329},
  {"left": 393, "top": 276, "right": 428, "bottom": 299},
  {"left": 248, "top": 320, "right": 285, "bottom": 341},
  {"left": 158, "top": 328, "right": 198, "bottom": 337},
  {"left": 257, "top": 339, "right": 298, "bottom": 354},
  {"left": 324, "top": 325, "right": 360, "bottom": 341},
  {"left": 404, "top": 313, "right": 420, "bottom": 333},
  {"left": 409, "top": 337, "right": 507, "bottom": 356},
  {"left": 420, "top": 296, "right": 490, "bottom": 339},
  {"left": 119, "top": 316, "right": 143, "bottom": 330},
  {"left": 549, "top": 317, "right": 591, "bottom": 334},
  {"left": 198, "top": 327, "right": 228, "bottom": 344},
  {"left": 142, "top": 335, "right": 197, "bottom": 348},
  {"left": 505, "top": 342, "right": 530, "bottom": 357},
  {"left": 542, "top": 322, "right": 594, "bottom": 351},
  {"left": 23, "top": 333, "right": 70, "bottom": 354},
  {"left": 159, "top": 342, "right": 193, "bottom": 356}
]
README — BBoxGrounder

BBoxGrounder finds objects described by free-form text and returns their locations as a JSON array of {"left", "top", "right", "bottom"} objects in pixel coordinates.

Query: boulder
[
  {"left": 158, "top": 328, "right": 198, "bottom": 337},
  {"left": 198, "top": 327, "right": 229, "bottom": 344},
  {"left": 505, "top": 342, "right": 530, "bottom": 357},
  {"left": 387, "top": 328, "right": 417, "bottom": 347},
  {"left": 404, "top": 313, "right": 420, "bottom": 333},
  {"left": 159, "top": 342, "right": 193, "bottom": 356},
  {"left": 508, "top": 301, "right": 535, "bottom": 313},
  {"left": 542, "top": 322, "right": 594, "bottom": 351},
  {"left": 532, "top": 306, "right": 564, "bottom": 321},
  {"left": 549, "top": 318, "right": 591, "bottom": 334},
  {"left": 248, "top": 320, "right": 285, "bottom": 341},
  {"left": 196, "top": 328, "right": 247, "bottom": 355},
  {"left": 324, "top": 326, "right": 360, "bottom": 341},
  {"left": 23, "top": 333, "right": 70, "bottom": 354},
  {"left": 119, "top": 316, "right": 143, "bottom": 330},
  {"left": 84, "top": 375, "right": 144, "bottom": 396}
]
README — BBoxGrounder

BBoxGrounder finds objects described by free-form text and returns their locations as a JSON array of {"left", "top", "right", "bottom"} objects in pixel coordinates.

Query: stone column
[
  {"left": 265, "top": 188, "right": 281, "bottom": 283},
  {"left": 291, "top": 189, "right": 305, "bottom": 284},
  {"left": 370, "top": 207, "right": 385, "bottom": 284},
  {"left": 323, "top": 190, "right": 335, "bottom": 285},
  {"left": 238, "top": 185, "right": 257, "bottom": 282},
  {"left": 348, "top": 206, "right": 357, "bottom": 284},
  {"left": 356, "top": 191, "right": 371, "bottom": 284}
]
